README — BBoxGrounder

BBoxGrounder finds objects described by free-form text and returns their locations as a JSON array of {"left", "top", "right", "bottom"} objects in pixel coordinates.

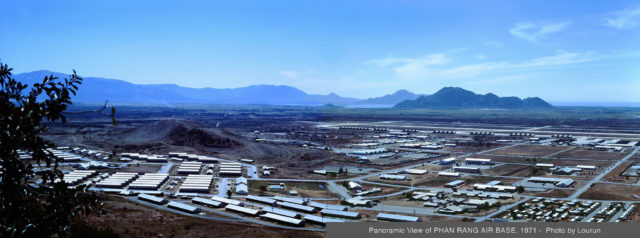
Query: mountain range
[
  {"left": 394, "top": 87, "right": 553, "bottom": 109},
  {"left": 13, "top": 70, "right": 553, "bottom": 109}
]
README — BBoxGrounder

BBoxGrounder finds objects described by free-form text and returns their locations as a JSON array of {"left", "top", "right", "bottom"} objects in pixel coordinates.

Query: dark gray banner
[{"left": 327, "top": 222, "right": 639, "bottom": 238}]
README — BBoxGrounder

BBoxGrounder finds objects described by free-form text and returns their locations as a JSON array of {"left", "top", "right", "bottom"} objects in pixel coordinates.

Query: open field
[
  {"left": 441, "top": 144, "right": 502, "bottom": 153},
  {"left": 490, "top": 144, "right": 571, "bottom": 157},
  {"left": 601, "top": 162, "right": 640, "bottom": 184},
  {"left": 529, "top": 189, "right": 573, "bottom": 198},
  {"left": 554, "top": 147, "right": 630, "bottom": 161},
  {"left": 485, "top": 164, "right": 538, "bottom": 177},
  {"left": 579, "top": 183, "right": 640, "bottom": 201}
]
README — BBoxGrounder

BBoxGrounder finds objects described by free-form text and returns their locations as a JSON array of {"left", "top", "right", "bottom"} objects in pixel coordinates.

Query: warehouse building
[
  {"left": 276, "top": 201, "right": 317, "bottom": 213},
  {"left": 377, "top": 213, "right": 421, "bottom": 222},
  {"left": 472, "top": 184, "right": 517, "bottom": 192},
  {"left": 247, "top": 195, "right": 278, "bottom": 206},
  {"left": 146, "top": 155, "right": 168, "bottom": 162},
  {"left": 260, "top": 213, "right": 304, "bottom": 226},
  {"left": 438, "top": 171, "right": 461, "bottom": 177},
  {"left": 379, "top": 174, "right": 408, "bottom": 180},
  {"left": 61, "top": 170, "right": 97, "bottom": 186},
  {"left": 273, "top": 196, "right": 307, "bottom": 205},
  {"left": 345, "top": 197, "right": 372, "bottom": 206},
  {"left": 307, "top": 201, "right": 349, "bottom": 211},
  {"left": 138, "top": 194, "right": 167, "bottom": 205},
  {"left": 347, "top": 181, "right": 362, "bottom": 190},
  {"left": 453, "top": 166, "right": 480, "bottom": 173},
  {"left": 551, "top": 167, "right": 582, "bottom": 175},
  {"left": 535, "top": 163, "right": 555, "bottom": 168},
  {"left": 465, "top": 158, "right": 494, "bottom": 165},
  {"left": 225, "top": 204, "right": 260, "bottom": 216},
  {"left": 320, "top": 209, "right": 361, "bottom": 219},
  {"left": 95, "top": 172, "right": 138, "bottom": 188},
  {"left": 197, "top": 156, "right": 219, "bottom": 163},
  {"left": 303, "top": 214, "right": 344, "bottom": 226},
  {"left": 577, "top": 165, "right": 596, "bottom": 170},
  {"left": 404, "top": 169, "right": 428, "bottom": 175},
  {"left": 240, "top": 159, "right": 254, "bottom": 164},
  {"left": 527, "top": 177, "right": 575, "bottom": 187},
  {"left": 444, "top": 180, "right": 466, "bottom": 188},
  {"left": 192, "top": 197, "right": 224, "bottom": 208},
  {"left": 219, "top": 162, "right": 243, "bottom": 177},
  {"left": 354, "top": 188, "right": 382, "bottom": 196},
  {"left": 439, "top": 158, "right": 457, "bottom": 165},
  {"left": 236, "top": 184, "right": 248, "bottom": 195},
  {"left": 260, "top": 207, "right": 301, "bottom": 218},
  {"left": 167, "top": 201, "right": 201, "bottom": 214},
  {"left": 128, "top": 173, "right": 169, "bottom": 190},
  {"left": 178, "top": 174, "right": 213, "bottom": 192},
  {"left": 177, "top": 161, "right": 203, "bottom": 175},
  {"left": 211, "top": 196, "right": 244, "bottom": 206}
]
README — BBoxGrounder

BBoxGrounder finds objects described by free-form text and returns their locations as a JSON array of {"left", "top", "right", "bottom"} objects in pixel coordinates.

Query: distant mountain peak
[
  {"left": 394, "top": 87, "right": 552, "bottom": 109},
  {"left": 356, "top": 89, "right": 422, "bottom": 105}
]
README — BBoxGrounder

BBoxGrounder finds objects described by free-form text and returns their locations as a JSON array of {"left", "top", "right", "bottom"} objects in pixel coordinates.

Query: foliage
[{"left": 0, "top": 63, "right": 102, "bottom": 237}]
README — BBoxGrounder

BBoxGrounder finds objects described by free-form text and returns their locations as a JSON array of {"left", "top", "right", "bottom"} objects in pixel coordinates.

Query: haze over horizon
[{"left": 2, "top": 0, "right": 639, "bottom": 103}]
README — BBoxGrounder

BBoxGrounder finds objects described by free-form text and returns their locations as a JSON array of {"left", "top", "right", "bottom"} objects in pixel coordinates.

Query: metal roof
[
  {"left": 303, "top": 214, "right": 344, "bottom": 224},
  {"left": 260, "top": 213, "right": 304, "bottom": 226},
  {"left": 377, "top": 212, "right": 420, "bottom": 222},
  {"left": 320, "top": 208, "right": 360, "bottom": 219}
]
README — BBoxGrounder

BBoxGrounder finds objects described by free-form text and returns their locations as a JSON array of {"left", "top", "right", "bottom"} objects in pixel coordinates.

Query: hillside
[
  {"left": 355, "top": 89, "right": 423, "bottom": 105},
  {"left": 394, "top": 87, "right": 553, "bottom": 109}
]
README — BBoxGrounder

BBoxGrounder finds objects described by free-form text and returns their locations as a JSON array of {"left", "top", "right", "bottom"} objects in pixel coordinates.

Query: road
[{"left": 569, "top": 146, "right": 640, "bottom": 199}]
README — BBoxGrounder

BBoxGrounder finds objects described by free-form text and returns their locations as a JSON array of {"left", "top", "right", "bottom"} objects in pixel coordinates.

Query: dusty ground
[
  {"left": 490, "top": 145, "right": 570, "bottom": 157},
  {"left": 441, "top": 144, "right": 501, "bottom": 153},
  {"left": 624, "top": 203, "right": 640, "bottom": 222},
  {"left": 579, "top": 183, "right": 640, "bottom": 201},
  {"left": 554, "top": 147, "right": 630, "bottom": 161},
  {"left": 530, "top": 189, "right": 573, "bottom": 198},
  {"left": 485, "top": 164, "right": 538, "bottom": 177},
  {"left": 78, "top": 195, "right": 323, "bottom": 238},
  {"left": 479, "top": 155, "right": 552, "bottom": 164},
  {"left": 601, "top": 162, "right": 640, "bottom": 184}
]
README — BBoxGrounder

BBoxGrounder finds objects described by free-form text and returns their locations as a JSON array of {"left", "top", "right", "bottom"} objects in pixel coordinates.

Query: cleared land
[
  {"left": 490, "top": 144, "right": 570, "bottom": 157},
  {"left": 578, "top": 183, "right": 640, "bottom": 201},
  {"left": 602, "top": 162, "right": 640, "bottom": 184},
  {"left": 554, "top": 147, "right": 630, "bottom": 161}
]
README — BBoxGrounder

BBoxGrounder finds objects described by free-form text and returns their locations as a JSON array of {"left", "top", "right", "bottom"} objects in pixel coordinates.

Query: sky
[{"left": 1, "top": 0, "right": 639, "bottom": 103}]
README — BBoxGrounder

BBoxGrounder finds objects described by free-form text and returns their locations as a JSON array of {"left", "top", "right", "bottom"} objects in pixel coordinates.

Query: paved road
[
  {"left": 326, "top": 181, "right": 352, "bottom": 199},
  {"left": 569, "top": 146, "right": 640, "bottom": 199},
  {"left": 216, "top": 178, "right": 230, "bottom": 197},
  {"left": 157, "top": 163, "right": 174, "bottom": 173}
]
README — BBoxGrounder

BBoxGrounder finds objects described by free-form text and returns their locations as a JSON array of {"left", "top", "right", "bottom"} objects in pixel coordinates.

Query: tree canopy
[{"left": 0, "top": 63, "right": 101, "bottom": 237}]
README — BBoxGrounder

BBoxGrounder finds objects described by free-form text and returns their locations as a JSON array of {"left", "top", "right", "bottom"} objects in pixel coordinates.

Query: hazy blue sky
[{"left": 1, "top": 0, "right": 639, "bottom": 102}]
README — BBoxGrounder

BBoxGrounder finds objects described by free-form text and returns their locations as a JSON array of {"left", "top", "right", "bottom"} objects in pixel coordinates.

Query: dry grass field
[
  {"left": 490, "top": 144, "right": 570, "bottom": 157},
  {"left": 579, "top": 183, "right": 640, "bottom": 201},
  {"left": 554, "top": 147, "right": 629, "bottom": 161}
]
